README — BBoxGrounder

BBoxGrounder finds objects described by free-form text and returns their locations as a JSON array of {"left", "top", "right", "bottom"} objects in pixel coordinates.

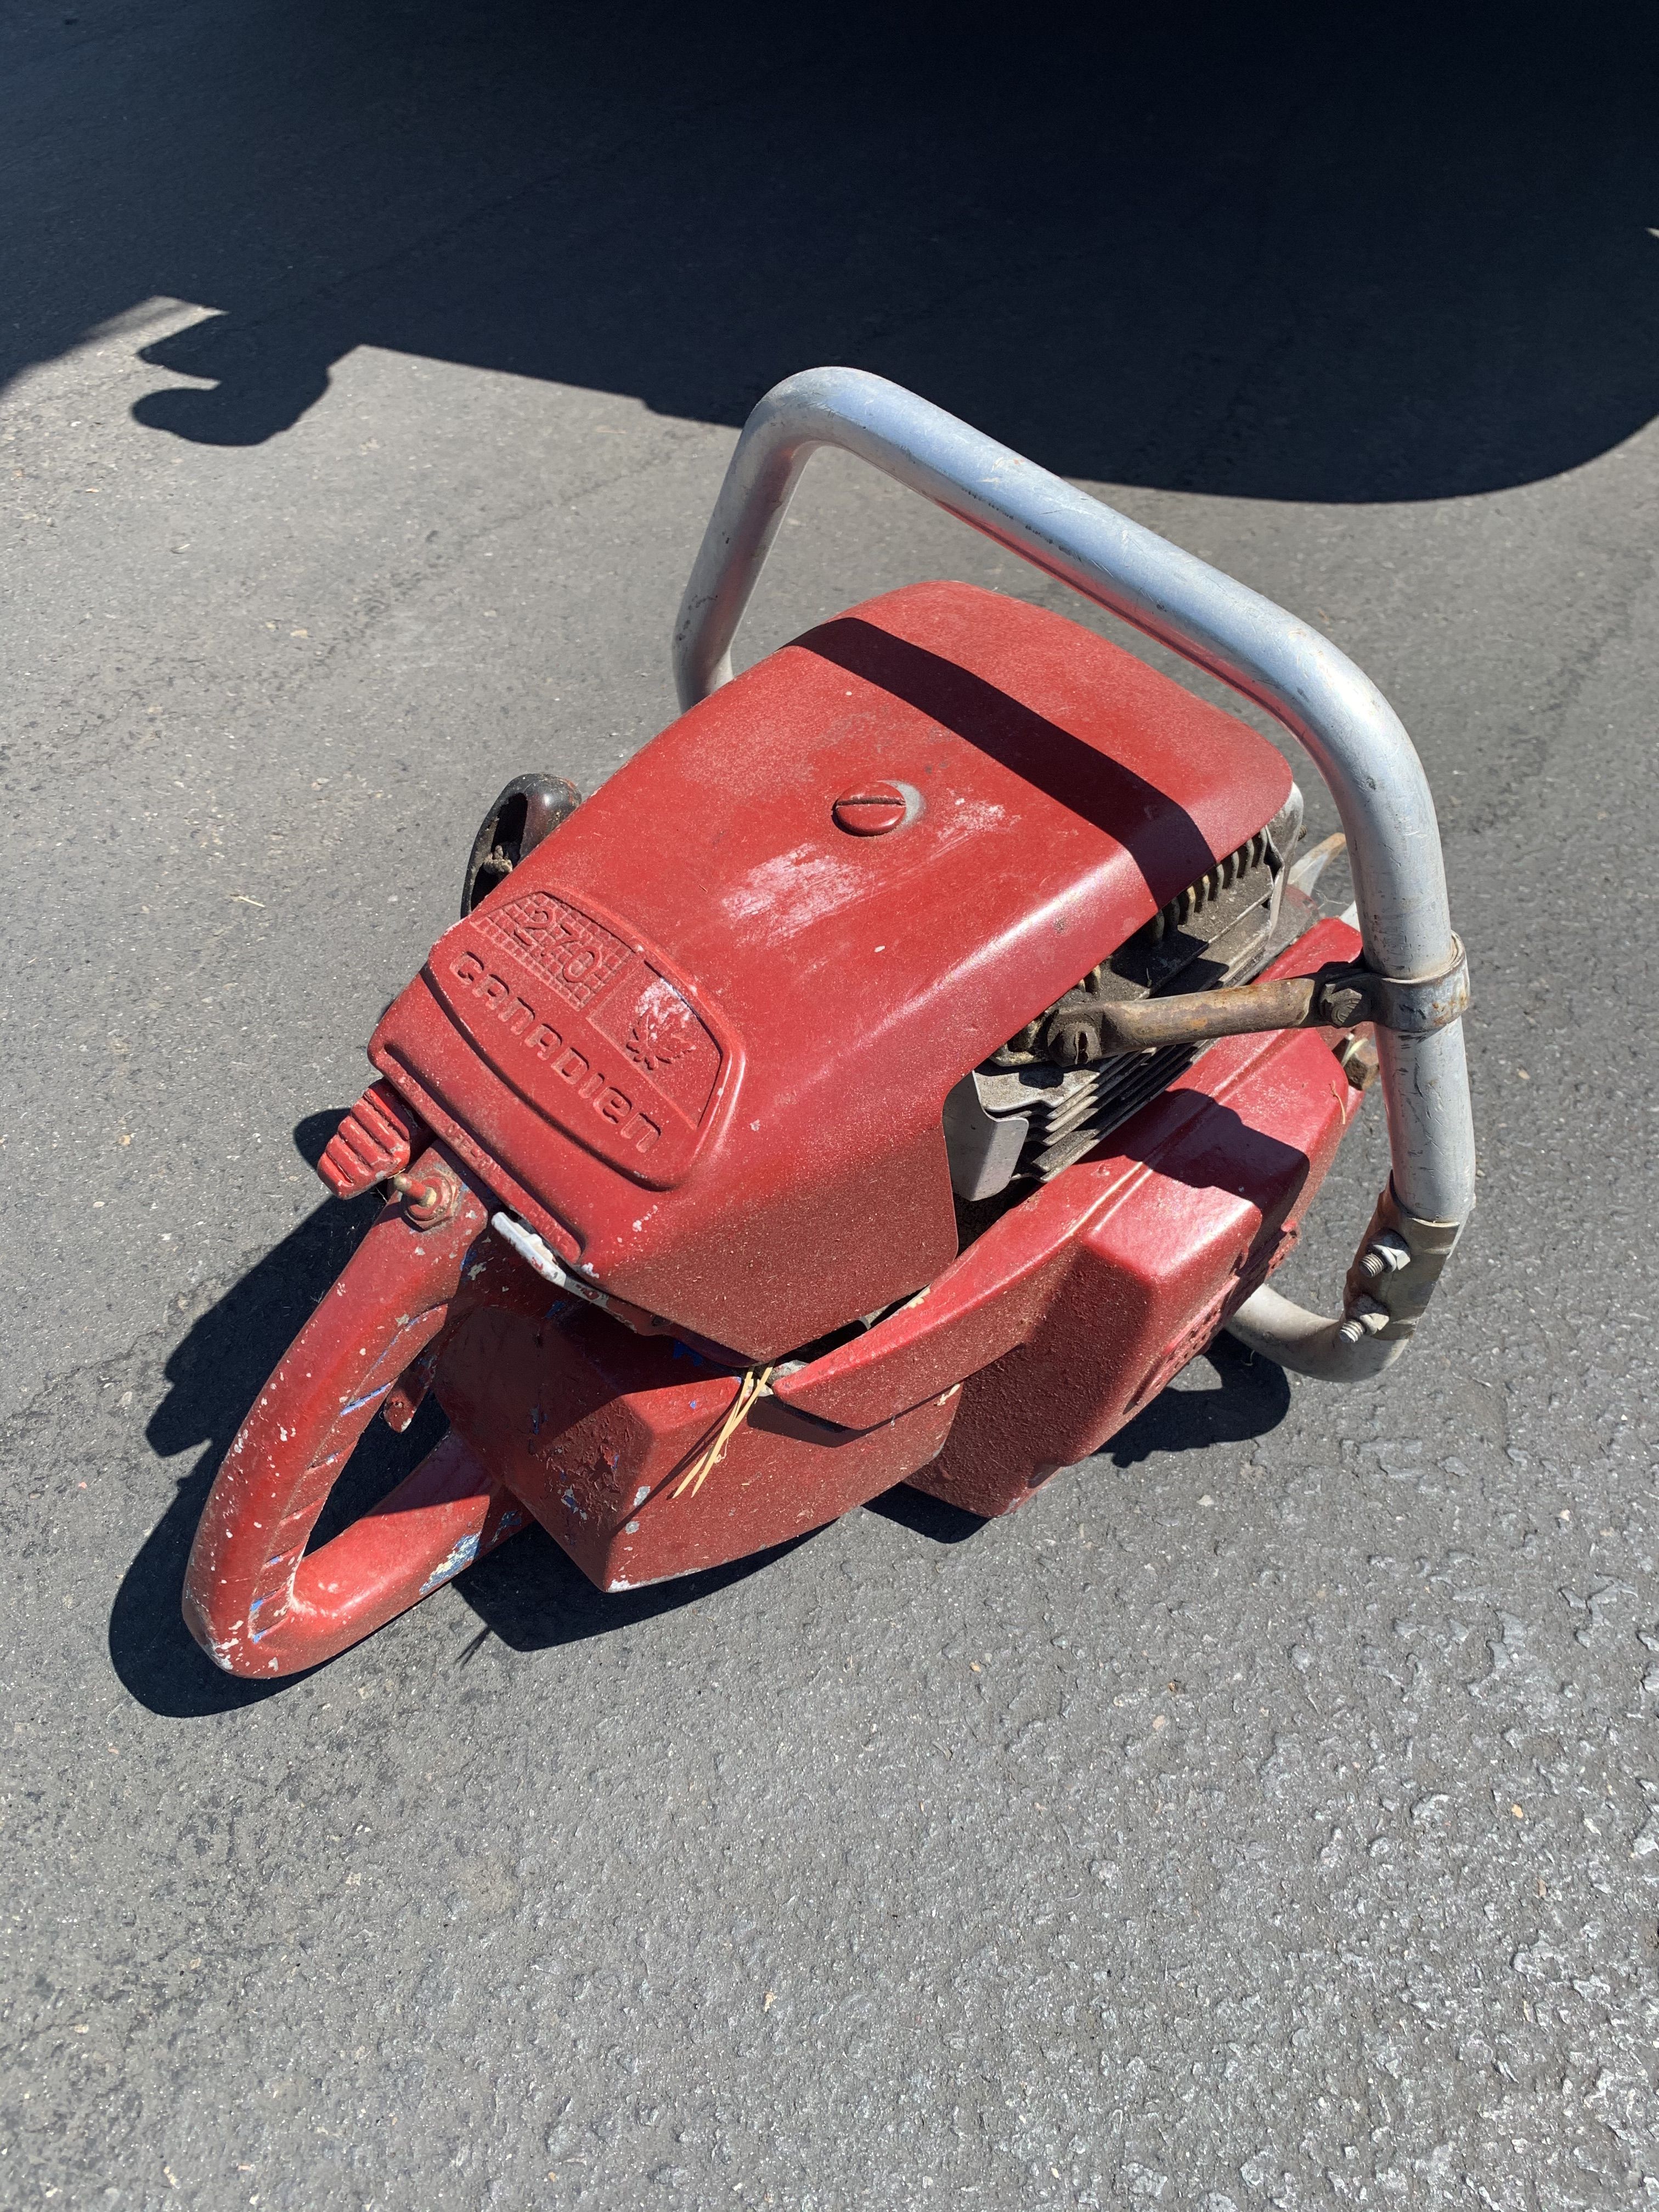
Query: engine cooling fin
[{"left": 944, "top": 799, "right": 1301, "bottom": 1201}]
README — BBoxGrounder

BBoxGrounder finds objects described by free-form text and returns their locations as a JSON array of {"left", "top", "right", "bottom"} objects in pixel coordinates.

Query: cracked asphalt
[{"left": 3, "top": 7, "right": 1657, "bottom": 2208}]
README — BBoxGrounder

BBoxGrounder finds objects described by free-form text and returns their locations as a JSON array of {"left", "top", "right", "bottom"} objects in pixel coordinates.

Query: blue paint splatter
[
  {"left": 419, "top": 1532, "right": 481, "bottom": 1596},
  {"left": 338, "top": 1381, "right": 392, "bottom": 1419}
]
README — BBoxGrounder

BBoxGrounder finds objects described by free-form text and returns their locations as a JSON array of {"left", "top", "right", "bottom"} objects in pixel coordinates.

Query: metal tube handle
[{"left": 673, "top": 368, "right": 1475, "bottom": 1376}]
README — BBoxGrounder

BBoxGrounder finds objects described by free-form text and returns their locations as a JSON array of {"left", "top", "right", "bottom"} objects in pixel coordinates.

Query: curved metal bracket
[
  {"left": 1364, "top": 936, "right": 1471, "bottom": 1037},
  {"left": 673, "top": 368, "right": 1475, "bottom": 1376}
]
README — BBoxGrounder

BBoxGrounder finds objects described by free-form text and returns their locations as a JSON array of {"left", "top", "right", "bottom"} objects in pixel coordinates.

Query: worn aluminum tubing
[{"left": 673, "top": 369, "right": 1476, "bottom": 1259}]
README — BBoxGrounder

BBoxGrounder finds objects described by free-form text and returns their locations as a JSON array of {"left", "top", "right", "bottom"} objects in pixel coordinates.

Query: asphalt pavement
[{"left": 3, "top": 6, "right": 1658, "bottom": 2208}]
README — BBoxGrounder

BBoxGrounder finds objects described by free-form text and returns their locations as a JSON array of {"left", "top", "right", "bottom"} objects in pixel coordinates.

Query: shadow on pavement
[
  {"left": 1102, "top": 1333, "right": 1292, "bottom": 1468},
  {"left": 7, "top": 2, "right": 1658, "bottom": 496},
  {"left": 452, "top": 1522, "right": 811, "bottom": 1655},
  {"left": 385, "top": 1323, "right": 1294, "bottom": 1649},
  {"left": 864, "top": 1485, "right": 986, "bottom": 1547}
]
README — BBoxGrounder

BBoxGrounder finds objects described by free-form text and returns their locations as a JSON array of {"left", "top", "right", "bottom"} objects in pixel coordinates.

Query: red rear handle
[{"left": 182, "top": 1148, "right": 526, "bottom": 1676}]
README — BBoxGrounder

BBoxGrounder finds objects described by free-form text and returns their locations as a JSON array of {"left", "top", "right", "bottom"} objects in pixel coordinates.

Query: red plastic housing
[
  {"left": 430, "top": 917, "right": 1364, "bottom": 1588},
  {"left": 369, "top": 582, "right": 1291, "bottom": 1359},
  {"left": 182, "top": 580, "right": 1370, "bottom": 1676}
]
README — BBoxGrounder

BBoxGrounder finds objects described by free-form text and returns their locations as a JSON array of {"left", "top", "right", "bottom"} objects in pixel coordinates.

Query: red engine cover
[{"left": 370, "top": 581, "right": 1292, "bottom": 1359}]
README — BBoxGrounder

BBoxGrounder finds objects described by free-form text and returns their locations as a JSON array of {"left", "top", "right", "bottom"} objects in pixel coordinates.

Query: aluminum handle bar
[{"left": 673, "top": 369, "right": 1474, "bottom": 1378}]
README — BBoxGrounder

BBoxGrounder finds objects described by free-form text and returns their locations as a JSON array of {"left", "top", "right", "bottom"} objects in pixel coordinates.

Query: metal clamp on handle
[
  {"left": 673, "top": 368, "right": 1476, "bottom": 1379},
  {"left": 1226, "top": 1182, "right": 1465, "bottom": 1382},
  {"left": 1361, "top": 936, "right": 1471, "bottom": 1036}
]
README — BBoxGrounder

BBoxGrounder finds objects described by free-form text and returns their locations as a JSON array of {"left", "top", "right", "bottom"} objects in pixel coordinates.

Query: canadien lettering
[{"left": 450, "top": 949, "right": 662, "bottom": 1155}]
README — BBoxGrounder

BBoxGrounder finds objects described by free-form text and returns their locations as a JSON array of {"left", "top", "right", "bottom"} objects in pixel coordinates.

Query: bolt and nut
[
  {"left": 1336, "top": 1294, "right": 1392, "bottom": 1345},
  {"left": 387, "top": 1165, "right": 463, "bottom": 1228},
  {"left": 1319, "top": 981, "right": 1370, "bottom": 1028},
  {"left": 1359, "top": 1232, "right": 1412, "bottom": 1278}
]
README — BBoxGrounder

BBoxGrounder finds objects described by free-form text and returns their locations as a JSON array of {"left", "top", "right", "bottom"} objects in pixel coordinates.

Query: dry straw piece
[{"left": 670, "top": 1365, "right": 776, "bottom": 1500}]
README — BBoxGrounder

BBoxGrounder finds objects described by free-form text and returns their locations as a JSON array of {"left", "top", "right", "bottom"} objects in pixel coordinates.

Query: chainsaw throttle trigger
[{"left": 317, "top": 1080, "right": 422, "bottom": 1200}]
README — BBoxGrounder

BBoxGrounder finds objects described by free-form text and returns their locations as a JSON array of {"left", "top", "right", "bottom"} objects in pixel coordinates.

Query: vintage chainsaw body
[
  {"left": 371, "top": 582, "right": 1295, "bottom": 1357},
  {"left": 184, "top": 370, "right": 1474, "bottom": 1677}
]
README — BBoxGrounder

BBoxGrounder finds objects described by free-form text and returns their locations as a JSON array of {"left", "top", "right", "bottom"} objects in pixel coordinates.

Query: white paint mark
[{"left": 721, "top": 844, "right": 864, "bottom": 942}]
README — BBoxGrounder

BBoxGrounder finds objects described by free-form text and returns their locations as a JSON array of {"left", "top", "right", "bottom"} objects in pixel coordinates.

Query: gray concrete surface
[{"left": 3, "top": 5, "right": 1658, "bottom": 2207}]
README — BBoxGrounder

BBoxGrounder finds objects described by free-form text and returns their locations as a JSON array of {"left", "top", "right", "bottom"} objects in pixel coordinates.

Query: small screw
[{"left": 832, "top": 783, "right": 909, "bottom": 836}]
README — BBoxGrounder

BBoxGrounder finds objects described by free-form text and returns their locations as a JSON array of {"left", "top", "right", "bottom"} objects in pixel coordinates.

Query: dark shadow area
[
  {"left": 452, "top": 1519, "right": 813, "bottom": 1653},
  {"left": 1105, "top": 1334, "right": 1291, "bottom": 1467},
  {"left": 1110, "top": 1095, "right": 1314, "bottom": 1218},
  {"left": 291, "top": 1107, "right": 351, "bottom": 1173},
  {"left": 5, "top": 3, "right": 1658, "bottom": 496},
  {"left": 116, "top": 1082, "right": 1286, "bottom": 1705},
  {"left": 803, "top": 618, "right": 1220, "bottom": 892},
  {"left": 864, "top": 1482, "right": 986, "bottom": 1546}
]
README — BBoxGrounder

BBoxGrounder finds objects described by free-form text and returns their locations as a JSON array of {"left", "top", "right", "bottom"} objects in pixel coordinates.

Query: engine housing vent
[{"left": 944, "top": 790, "right": 1303, "bottom": 1201}]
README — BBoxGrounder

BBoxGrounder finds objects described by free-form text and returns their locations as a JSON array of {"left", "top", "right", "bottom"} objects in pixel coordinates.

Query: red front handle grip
[{"left": 182, "top": 1148, "right": 526, "bottom": 1677}]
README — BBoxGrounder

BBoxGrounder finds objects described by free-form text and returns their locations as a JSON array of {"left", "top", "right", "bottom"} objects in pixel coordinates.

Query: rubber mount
[{"left": 461, "top": 773, "right": 583, "bottom": 916}]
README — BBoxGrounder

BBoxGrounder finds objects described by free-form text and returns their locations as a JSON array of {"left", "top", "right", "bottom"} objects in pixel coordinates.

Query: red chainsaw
[{"left": 184, "top": 370, "right": 1474, "bottom": 1677}]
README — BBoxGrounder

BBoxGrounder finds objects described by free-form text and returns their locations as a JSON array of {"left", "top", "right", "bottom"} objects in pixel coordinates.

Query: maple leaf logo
[{"left": 625, "top": 994, "right": 696, "bottom": 1073}]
